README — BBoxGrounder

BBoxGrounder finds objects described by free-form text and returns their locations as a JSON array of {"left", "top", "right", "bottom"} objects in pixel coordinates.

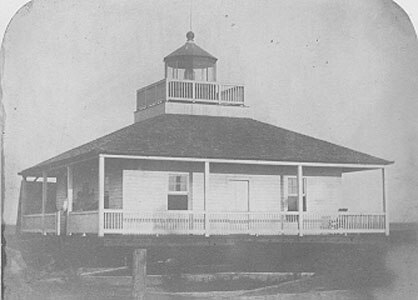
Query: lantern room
[
  {"left": 134, "top": 31, "right": 247, "bottom": 122},
  {"left": 164, "top": 31, "right": 217, "bottom": 82}
]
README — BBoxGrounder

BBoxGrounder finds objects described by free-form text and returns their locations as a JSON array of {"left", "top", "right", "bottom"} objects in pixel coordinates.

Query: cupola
[
  {"left": 164, "top": 31, "right": 217, "bottom": 82},
  {"left": 134, "top": 32, "right": 249, "bottom": 122}
]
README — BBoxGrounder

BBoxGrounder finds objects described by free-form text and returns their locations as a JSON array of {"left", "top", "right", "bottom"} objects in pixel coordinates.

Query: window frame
[
  {"left": 287, "top": 176, "right": 307, "bottom": 212},
  {"left": 167, "top": 173, "right": 189, "bottom": 211}
]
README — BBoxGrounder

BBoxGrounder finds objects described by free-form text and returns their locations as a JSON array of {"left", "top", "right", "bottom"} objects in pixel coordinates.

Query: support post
[
  {"left": 204, "top": 161, "right": 210, "bottom": 236},
  {"left": 66, "top": 166, "right": 73, "bottom": 235},
  {"left": 280, "top": 175, "right": 285, "bottom": 233},
  {"left": 382, "top": 168, "right": 389, "bottom": 236},
  {"left": 56, "top": 211, "right": 61, "bottom": 236},
  {"left": 297, "top": 165, "right": 303, "bottom": 237},
  {"left": 132, "top": 249, "right": 147, "bottom": 300},
  {"left": 42, "top": 171, "right": 47, "bottom": 234},
  {"left": 98, "top": 155, "right": 105, "bottom": 237}
]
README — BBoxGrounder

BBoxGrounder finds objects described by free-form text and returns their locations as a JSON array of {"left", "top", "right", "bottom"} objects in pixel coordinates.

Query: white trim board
[{"left": 102, "top": 154, "right": 387, "bottom": 170}]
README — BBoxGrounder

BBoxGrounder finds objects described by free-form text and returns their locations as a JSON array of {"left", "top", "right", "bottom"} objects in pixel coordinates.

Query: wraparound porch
[{"left": 18, "top": 154, "right": 390, "bottom": 237}]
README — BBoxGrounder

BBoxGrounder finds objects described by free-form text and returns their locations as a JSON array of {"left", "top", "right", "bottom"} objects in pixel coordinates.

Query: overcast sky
[{"left": 1, "top": 0, "right": 418, "bottom": 224}]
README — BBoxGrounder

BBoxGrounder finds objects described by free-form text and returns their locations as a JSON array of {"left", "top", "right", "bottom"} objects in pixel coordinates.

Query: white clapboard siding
[
  {"left": 249, "top": 176, "right": 280, "bottom": 211},
  {"left": 192, "top": 173, "right": 204, "bottom": 211},
  {"left": 208, "top": 174, "right": 234, "bottom": 211},
  {"left": 305, "top": 176, "right": 342, "bottom": 213},
  {"left": 123, "top": 170, "right": 168, "bottom": 211}
]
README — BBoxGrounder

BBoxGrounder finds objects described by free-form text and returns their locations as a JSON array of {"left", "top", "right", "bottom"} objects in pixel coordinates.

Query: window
[
  {"left": 168, "top": 174, "right": 188, "bottom": 210},
  {"left": 287, "top": 177, "right": 307, "bottom": 212}
]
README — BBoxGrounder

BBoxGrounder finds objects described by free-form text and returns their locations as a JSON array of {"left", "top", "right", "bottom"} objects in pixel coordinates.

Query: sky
[{"left": 1, "top": 0, "right": 418, "bottom": 224}]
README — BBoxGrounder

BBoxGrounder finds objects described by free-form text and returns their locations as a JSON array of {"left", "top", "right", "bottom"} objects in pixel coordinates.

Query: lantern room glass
[{"left": 165, "top": 63, "right": 216, "bottom": 82}]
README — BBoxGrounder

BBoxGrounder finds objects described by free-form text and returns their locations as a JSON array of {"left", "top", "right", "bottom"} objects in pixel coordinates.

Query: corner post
[
  {"left": 66, "top": 165, "right": 73, "bottom": 235},
  {"left": 297, "top": 165, "right": 304, "bottom": 237},
  {"left": 165, "top": 78, "right": 169, "bottom": 101},
  {"left": 382, "top": 167, "right": 389, "bottom": 236},
  {"left": 204, "top": 161, "right": 210, "bottom": 236},
  {"left": 42, "top": 171, "right": 47, "bottom": 234},
  {"left": 98, "top": 155, "right": 105, "bottom": 237}
]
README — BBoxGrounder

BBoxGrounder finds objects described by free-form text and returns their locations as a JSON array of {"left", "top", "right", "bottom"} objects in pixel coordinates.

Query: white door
[{"left": 229, "top": 180, "right": 249, "bottom": 211}]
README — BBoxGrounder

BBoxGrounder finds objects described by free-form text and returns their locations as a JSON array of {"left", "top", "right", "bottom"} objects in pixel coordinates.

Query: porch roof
[{"left": 20, "top": 114, "right": 392, "bottom": 176}]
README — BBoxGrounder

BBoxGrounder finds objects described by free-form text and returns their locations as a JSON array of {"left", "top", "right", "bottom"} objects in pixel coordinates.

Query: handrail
[{"left": 69, "top": 210, "right": 99, "bottom": 215}]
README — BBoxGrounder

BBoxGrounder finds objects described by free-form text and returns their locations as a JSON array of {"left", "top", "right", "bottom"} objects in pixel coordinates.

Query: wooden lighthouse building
[{"left": 17, "top": 31, "right": 393, "bottom": 246}]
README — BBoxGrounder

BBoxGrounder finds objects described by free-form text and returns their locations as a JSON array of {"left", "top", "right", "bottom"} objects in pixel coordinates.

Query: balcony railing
[{"left": 136, "top": 79, "right": 245, "bottom": 109}]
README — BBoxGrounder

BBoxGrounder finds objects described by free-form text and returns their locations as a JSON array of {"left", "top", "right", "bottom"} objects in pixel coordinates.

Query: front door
[{"left": 229, "top": 180, "right": 249, "bottom": 212}]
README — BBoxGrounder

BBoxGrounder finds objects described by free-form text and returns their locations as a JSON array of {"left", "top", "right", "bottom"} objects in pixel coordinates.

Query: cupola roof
[{"left": 164, "top": 31, "right": 217, "bottom": 69}]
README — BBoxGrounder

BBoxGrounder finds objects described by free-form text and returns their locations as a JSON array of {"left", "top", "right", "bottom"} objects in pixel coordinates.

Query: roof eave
[{"left": 18, "top": 150, "right": 100, "bottom": 177}]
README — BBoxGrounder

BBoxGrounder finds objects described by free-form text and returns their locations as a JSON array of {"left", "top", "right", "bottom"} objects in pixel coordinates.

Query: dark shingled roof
[
  {"left": 20, "top": 114, "right": 392, "bottom": 175},
  {"left": 164, "top": 42, "right": 217, "bottom": 61}
]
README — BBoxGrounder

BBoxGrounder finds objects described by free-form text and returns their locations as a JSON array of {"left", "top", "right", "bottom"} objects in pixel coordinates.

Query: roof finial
[{"left": 186, "top": 31, "right": 195, "bottom": 42}]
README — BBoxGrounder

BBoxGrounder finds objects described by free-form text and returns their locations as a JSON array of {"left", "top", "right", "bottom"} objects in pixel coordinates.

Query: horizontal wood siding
[
  {"left": 305, "top": 176, "right": 342, "bottom": 213},
  {"left": 123, "top": 170, "right": 168, "bottom": 211},
  {"left": 192, "top": 173, "right": 204, "bottom": 211},
  {"left": 249, "top": 176, "right": 281, "bottom": 211},
  {"left": 55, "top": 171, "right": 67, "bottom": 211}
]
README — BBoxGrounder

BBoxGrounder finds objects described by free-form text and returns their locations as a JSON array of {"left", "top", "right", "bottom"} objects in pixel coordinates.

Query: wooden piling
[{"left": 132, "top": 248, "right": 147, "bottom": 300}]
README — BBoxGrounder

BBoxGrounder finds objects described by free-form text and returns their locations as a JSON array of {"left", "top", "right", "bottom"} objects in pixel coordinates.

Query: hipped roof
[{"left": 20, "top": 114, "right": 392, "bottom": 176}]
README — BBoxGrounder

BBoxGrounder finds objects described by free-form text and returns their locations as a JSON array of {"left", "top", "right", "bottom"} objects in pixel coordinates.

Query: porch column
[
  {"left": 382, "top": 168, "right": 389, "bottom": 236},
  {"left": 280, "top": 175, "right": 285, "bottom": 233},
  {"left": 98, "top": 155, "right": 105, "bottom": 237},
  {"left": 297, "top": 165, "right": 303, "bottom": 237},
  {"left": 41, "top": 171, "right": 47, "bottom": 234},
  {"left": 204, "top": 161, "right": 210, "bottom": 236},
  {"left": 66, "top": 165, "right": 73, "bottom": 234}
]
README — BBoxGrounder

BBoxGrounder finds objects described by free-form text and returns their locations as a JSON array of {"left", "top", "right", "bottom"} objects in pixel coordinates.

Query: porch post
[
  {"left": 41, "top": 171, "right": 47, "bottom": 234},
  {"left": 204, "top": 161, "right": 210, "bottom": 236},
  {"left": 66, "top": 166, "right": 73, "bottom": 234},
  {"left": 382, "top": 168, "right": 389, "bottom": 236},
  {"left": 297, "top": 165, "right": 303, "bottom": 237},
  {"left": 98, "top": 155, "right": 105, "bottom": 237},
  {"left": 280, "top": 175, "right": 285, "bottom": 233}
]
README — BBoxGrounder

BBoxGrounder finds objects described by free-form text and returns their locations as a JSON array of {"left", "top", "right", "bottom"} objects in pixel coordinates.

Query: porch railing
[
  {"left": 102, "top": 210, "right": 386, "bottom": 236},
  {"left": 302, "top": 212, "right": 386, "bottom": 234},
  {"left": 67, "top": 211, "right": 99, "bottom": 234},
  {"left": 137, "top": 79, "right": 245, "bottom": 109},
  {"left": 19, "top": 210, "right": 387, "bottom": 236},
  {"left": 21, "top": 212, "right": 60, "bottom": 234}
]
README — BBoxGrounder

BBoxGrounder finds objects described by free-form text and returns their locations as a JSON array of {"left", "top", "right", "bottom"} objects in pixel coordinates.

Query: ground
[{"left": 2, "top": 224, "right": 418, "bottom": 299}]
